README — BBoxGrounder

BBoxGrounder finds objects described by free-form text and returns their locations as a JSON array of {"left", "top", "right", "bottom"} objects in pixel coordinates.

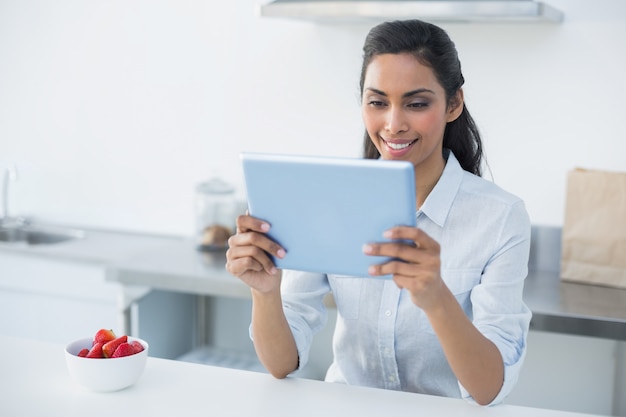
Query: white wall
[{"left": 1, "top": 0, "right": 625, "bottom": 236}]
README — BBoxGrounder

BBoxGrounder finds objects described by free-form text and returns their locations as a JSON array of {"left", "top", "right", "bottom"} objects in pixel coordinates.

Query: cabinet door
[
  {"left": 0, "top": 252, "right": 120, "bottom": 343},
  {"left": 506, "top": 330, "right": 617, "bottom": 416}
]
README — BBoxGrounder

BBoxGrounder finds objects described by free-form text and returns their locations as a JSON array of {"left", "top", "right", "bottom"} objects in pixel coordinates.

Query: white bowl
[{"left": 65, "top": 336, "right": 149, "bottom": 392}]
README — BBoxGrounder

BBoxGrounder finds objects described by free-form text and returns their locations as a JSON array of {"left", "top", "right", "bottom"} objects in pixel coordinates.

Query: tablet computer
[{"left": 241, "top": 152, "right": 416, "bottom": 278}]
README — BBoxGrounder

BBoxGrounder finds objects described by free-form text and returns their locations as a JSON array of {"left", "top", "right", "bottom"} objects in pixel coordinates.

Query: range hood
[{"left": 258, "top": 0, "right": 564, "bottom": 23}]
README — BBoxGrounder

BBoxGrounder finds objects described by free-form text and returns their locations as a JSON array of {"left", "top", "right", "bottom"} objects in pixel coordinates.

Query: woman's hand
[
  {"left": 226, "top": 214, "right": 299, "bottom": 378},
  {"left": 366, "top": 226, "right": 505, "bottom": 405},
  {"left": 363, "top": 226, "right": 446, "bottom": 311},
  {"left": 225, "top": 214, "right": 286, "bottom": 294}
]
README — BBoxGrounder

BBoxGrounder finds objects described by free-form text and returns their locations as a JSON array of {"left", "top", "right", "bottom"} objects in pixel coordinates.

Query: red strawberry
[
  {"left": 129, "top": 340, "right": 144, "bottom": 354},
  {"left": 77, "top": 348, "right": 90, "bottom": 357},
  {"left": 111, "top": 342, "right": 136, "bottom": 358},
  {"left": 93, "top": 328, "right": 116, "bottom": 345},
  {"left": 86, "top": 342, "right": 104, "bottom": 358},
  {"left": 102, "top": 335, "right": 127, "bottom": 358}
]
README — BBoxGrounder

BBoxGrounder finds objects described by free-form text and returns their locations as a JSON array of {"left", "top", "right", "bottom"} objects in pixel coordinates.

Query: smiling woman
[
  {"left": 226, "top": 19, "right": 531, "bottom": 408},
  {"left": 361, "top": 53, "right": 460, "bottom": 207},
  {"left": 360, "top": 20, "right": 482, "bottom": 181}
]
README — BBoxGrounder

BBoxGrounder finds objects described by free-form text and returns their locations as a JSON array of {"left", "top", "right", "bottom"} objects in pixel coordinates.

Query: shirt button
[
  {"left": 385, "top": 310, "right": 392, "bottom": 317},
  {"left": 384, "top": 347, "right": 391, "bottom": 355},
  {"left": 388, "top": 375, "right": 396, "bottom": 382}
]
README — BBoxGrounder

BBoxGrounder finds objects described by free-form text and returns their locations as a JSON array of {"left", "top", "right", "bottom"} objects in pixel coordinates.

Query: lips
[
  {"left": 385, "top": 139, "right": 417, "bottom": 150},
  {"left": 382, "top": 138, "right": 418, "bottom": 156}
]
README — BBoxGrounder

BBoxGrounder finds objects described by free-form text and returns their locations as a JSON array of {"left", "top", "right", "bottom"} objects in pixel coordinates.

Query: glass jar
[{"left": 194, "top": 177, "right": 237, "bottom": 251}]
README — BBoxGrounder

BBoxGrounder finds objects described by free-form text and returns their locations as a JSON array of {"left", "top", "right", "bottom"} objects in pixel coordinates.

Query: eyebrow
[{"left": 365, "top": 87, "right": 436, "bottom": 98}]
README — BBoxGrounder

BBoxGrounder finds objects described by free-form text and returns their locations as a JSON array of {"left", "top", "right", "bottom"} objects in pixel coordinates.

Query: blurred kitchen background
[
  {"left": 1, "top": 1, "right": 625, "bottom": 416},
  {"left": 1, "top": 0, "right": 624, "bottom": 236}
]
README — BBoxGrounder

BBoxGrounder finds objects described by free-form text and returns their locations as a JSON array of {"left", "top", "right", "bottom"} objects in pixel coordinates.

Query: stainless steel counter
[
  {"left": 525, "top": 225, "right": 626, "bottom": 340},
  {"left": 525, "top": 269, "right": 626, "bottom": 340},
  {"left": 0, "top": 222, "right": 185, "bottom": 266}
]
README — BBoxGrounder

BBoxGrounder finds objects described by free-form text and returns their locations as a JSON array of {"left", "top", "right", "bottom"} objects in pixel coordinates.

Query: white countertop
[{"left": 0, "top": 335, "right": 605, "bottom": 417}]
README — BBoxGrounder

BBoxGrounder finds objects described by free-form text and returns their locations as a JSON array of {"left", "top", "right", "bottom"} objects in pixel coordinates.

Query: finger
[
  {"left": 225, "top": 255, "right": 262, "bottom": 275},
  {"left": 228, "top": 231, "right": 286, "bottom": 260},
  {"left": 227, "top": 256, "right": 276, "bottom": 277},
  {"left": 236, "top": 214, "right": 271, "bottom": 234},
  {"left": 226, "top": 245, "right": 278, "bottom": 275},
  {"left": 363, "top": 240, "right": 420, "bottom": 262},
  {"left": 367, "top": 259, "right": 417, "bottom": 277},
  {"left": 383, "top": 226, "right": 437, "bottom": 249}
]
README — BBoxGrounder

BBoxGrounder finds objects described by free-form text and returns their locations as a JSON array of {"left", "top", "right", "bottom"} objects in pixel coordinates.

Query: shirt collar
[{"left": 419, "top": 149, "right": 464, "bottom": 227}]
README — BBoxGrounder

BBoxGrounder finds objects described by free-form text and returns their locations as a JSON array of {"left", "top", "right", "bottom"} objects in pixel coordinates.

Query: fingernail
[
  {"left": 269, "top": 267, "right": 277, "bottom": 275},
  {"left": 362, "top": 244, "right": 372, "bottom": 254},
  {"left": 277, "top": 249, "right": 286, "bottom": 258},
  {"left": 383, "top": 230, "right": 392, "bottom": 238},
  {"left": 261, "top": 223, "right": 270, "bottom": 232},
  {"left": 368, "top": 266, "right": 377, "bottom": 275}
]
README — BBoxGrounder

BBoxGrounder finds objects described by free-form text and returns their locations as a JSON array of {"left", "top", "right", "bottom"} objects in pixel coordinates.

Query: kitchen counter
[
  {"left": 525, "top": 269, "right": 626, "bottom": 340},
  {"left": 109, "top": 236, "right": 626, "bottom": 341},
  {"left": 0, "top": 334, "right": 607, "bottom": 417},
  {"left": 108, "top": 238, "right": 250, "bottom": 299},
  {"left": 2, "top": 224, "right": 625, "bottom": 341},
  {"left": 0, "top": 222, "right": 184, "bottom": 265}
]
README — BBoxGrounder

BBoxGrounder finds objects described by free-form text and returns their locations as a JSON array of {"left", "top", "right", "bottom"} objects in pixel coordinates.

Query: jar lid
[{"left": 196, "top": 177, "right": 235, "bottom": 195}]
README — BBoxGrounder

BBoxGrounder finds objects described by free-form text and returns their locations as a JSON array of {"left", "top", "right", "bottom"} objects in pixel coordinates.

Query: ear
[{"left": 446, "top": 89, "right": 464, "bottom": 123}]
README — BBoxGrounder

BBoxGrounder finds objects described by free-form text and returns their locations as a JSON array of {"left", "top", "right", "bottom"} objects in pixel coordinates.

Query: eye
[
  {"left": 367, "top": 100, "right": 386, "bottom": 107},
  {"left": 408, "top": 101, "right": 429, "bottom": 109}
]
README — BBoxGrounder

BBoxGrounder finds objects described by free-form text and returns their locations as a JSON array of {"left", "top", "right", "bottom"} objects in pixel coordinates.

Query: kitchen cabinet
[
  {"left": 0, "top": 247, "right": 195, "bottom": 360},
  {"left": 0, "top": 251, "right": 119, "bottom": 344},
  {"left": 0, "top": 227, "right": 204, "bottom": 359},
  {"left": 507, "top": 330, "right": 622, "bottom": 416}
]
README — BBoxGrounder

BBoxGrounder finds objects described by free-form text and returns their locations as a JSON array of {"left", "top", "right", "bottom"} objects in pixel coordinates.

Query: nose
[{"left": 384, "top": 106, "right": 408, "bottom": 134}]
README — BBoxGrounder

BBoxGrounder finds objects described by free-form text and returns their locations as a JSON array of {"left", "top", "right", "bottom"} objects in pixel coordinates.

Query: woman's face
[{"left": 361, "top": 53, "right": 462, "bottom": 170}]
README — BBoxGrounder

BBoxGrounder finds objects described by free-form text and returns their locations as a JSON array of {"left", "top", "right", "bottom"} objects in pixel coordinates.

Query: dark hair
[{"left": 360, "top": 20, "right": 483, "bottom": 177}]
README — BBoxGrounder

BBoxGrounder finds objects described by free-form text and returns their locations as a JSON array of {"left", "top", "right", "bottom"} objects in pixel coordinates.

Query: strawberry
[
  {"left": 111, "top": 342, "right": 136, "bottom": 358},
  {"left": 129, "top": 340, "right": 144, "bottom": 354},
  {"left": 93, "top": 328, "right": 116, "bottom": 345},
  {"left": 86, "top": 342, "right": 104, "bottom": 358},
  {"left": 77, "top": 348, "right": 90, "bottom": 357},
  {"left": 102, "top": 335, "right": 127, "bottom": 358}
]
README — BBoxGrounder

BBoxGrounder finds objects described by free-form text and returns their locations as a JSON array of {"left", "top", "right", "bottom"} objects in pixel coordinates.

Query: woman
[{"left": 226, "top": 19, "right": 531, "bottom": 406}]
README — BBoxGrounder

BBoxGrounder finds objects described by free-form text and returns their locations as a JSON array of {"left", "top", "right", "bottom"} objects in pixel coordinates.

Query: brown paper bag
[{"left": 560, "top": 168, "right": 626, "bottom": 288}]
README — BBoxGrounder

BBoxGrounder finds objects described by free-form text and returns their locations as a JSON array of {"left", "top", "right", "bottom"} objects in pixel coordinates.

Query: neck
[{"left": 414, "top": 154, "right": 446, "bottom": 208}]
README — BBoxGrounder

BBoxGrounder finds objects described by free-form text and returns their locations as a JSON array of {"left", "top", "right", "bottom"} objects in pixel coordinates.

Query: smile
[{"left": 383, "top": 139, "right": 418, "bottom": 150}]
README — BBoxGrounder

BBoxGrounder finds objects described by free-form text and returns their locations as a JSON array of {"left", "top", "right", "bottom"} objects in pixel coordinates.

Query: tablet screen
[{"left": 241, "top": 152, "right": 416, "bottom": 278}]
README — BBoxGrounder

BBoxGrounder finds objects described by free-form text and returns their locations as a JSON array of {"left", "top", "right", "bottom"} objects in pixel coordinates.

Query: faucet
[{"left": 2, "top": 164, "right": 18, "bottom": 226}]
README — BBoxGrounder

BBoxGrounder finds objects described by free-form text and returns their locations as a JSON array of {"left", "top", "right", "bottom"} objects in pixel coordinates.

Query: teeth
[{"left": 386, "top": 141, "right": 413, "bottom": 150}]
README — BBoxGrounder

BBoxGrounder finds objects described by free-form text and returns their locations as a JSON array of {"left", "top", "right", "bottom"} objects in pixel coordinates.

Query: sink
[{"left": 0, "top": 224, "right": 86, "bottom": 245}]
